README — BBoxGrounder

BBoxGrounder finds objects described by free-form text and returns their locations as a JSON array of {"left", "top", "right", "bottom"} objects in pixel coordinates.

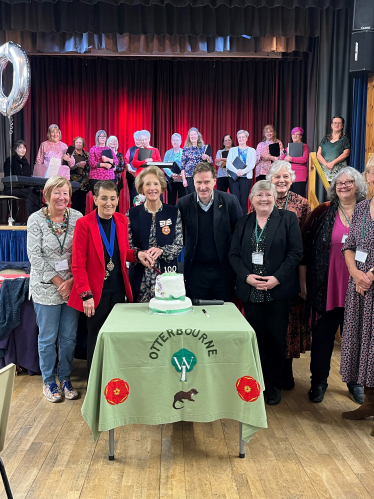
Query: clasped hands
[
  {"left": 351, "top": 268, "right": 374, "bottom": 296},
  {"left": 56, "top": 277, "right": 73, "bottom": 301},
  {"left": 246, "top": 274, "right": 279, "bottom": 291},
  {"left": 101, "top": 156, "right": 114, "bottom": 169}
]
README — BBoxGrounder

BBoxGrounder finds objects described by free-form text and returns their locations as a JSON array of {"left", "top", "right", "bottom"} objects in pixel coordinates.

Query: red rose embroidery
[
  {"left": 104, "top": 378, "right": 130, "bottom": 405},
  {"left": 236, "top": 376, "right": 261, "bottom": 402}
]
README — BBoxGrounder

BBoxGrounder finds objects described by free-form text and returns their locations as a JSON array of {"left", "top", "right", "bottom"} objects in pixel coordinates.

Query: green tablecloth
[{"left": 81, "top": 303, "right": 267, "bottom": 442}]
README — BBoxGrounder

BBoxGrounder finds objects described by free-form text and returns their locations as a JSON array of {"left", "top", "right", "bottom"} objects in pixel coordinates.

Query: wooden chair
[{"left": 0, "top": 363, "right": 16, "bottom": 499}]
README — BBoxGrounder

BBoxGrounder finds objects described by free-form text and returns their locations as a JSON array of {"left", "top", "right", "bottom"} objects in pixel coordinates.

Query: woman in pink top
[
  {"left": 283, "top": 126, "right": 309, "bottom": 198},
  {"left": 88, "top": 130, "right": 119, "bottom": 193},
  {"left": 255, "top": 124, "right": 284, "bottom": 181},
  {"left": 35, "top": 124, "right": 75, "bottom": 178},
  {"left": 302, "top": 167, "right": 368, "bottom": 404}
]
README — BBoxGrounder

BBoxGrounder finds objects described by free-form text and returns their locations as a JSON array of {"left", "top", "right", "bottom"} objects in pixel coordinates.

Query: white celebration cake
[{"left": 149, "top": 273, "right": 193, "bottom": 315}]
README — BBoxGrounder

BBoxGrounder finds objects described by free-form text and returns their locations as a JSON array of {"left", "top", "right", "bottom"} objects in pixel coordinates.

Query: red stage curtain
[{"left": 13, "top": 56, "right": 309, "bottom": 168}]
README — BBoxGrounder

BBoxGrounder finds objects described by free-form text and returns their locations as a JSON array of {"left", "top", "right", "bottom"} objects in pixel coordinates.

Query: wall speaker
[
  {"left": 350, "top": 30, "right": 374, "bottom": 76},
  {"left": 353, "top": 0, "right": 374, "bottom": 31}
]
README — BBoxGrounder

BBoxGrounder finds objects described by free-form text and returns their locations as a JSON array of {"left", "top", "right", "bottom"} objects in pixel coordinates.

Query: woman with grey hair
[
  {"left": 250, "top": 161, "right": 312, "bottom": 390},
  {"left": 132, "top": 129, "right": 161, "bottom": 176},
  {"left": 302, "top": 167, "right": 368, "bottom": 404},
  {"left": 226, "top": 130, "right": 256, "bottom": 213},
  {"left": 229, "top": 180, "right": 303, "bottom": 406},
  {"left": 88, "top": 129, "right": 119, "bottom": 193},
  {"left": 107, "top": 135, "right": 125, "bottom": 188},
  {"left": 163, "top": 132, "right": 185, "bottom": 205}
]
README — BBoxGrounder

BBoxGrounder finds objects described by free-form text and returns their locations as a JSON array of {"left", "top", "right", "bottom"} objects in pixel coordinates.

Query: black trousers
[
  {"left": 86, "top": 291, "right": 126, "bottom": 377},
  {"left": 71, "top": 189, "right": 87, "bottom": 215},
  {"left": 186, "top": 264, "right": 234, "bottom": 302},
  {"left": 186, "top": 177, "right": 195, "bottom": 194},
  {"left": 126, "top": 172, "right": 138, "bottom": 206},
  {"left": 168, "top": 182, "right": 186, "bottom": 205},
  {"left": 290, "top": 181, "right": 307, "bottom": 198},
  {"left": 310, "top": 307, "right": 344, "bottom": 388},
  {"left": 244, "top": 298, "right": 291, "bottom": 389},
  {"left": 217, "top": 177, "right": 230, "bottom": 193},
  {"left": 228, "top": 176, "right": 251, "bottom": 214}
]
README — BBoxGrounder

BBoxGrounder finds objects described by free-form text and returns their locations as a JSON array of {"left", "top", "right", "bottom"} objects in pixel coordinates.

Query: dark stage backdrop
[{"left": 5, "top": 55, "right": 310, "bottom": 170}]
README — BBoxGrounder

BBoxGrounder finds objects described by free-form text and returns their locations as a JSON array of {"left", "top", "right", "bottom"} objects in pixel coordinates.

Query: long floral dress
[{"left": 340, "top": 199, "right": 374, "bottom": 386}]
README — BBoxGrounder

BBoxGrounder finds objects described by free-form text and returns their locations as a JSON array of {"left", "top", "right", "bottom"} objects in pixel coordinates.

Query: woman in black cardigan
[
  {"left": 126, "top": 165, "right": 183, "bottom": 302},
  {"left": 229, "top": 180, "right": 303, "bottom": 406},
  {"left": 3, "top": 139, "right": 40, "bottom": 215}
]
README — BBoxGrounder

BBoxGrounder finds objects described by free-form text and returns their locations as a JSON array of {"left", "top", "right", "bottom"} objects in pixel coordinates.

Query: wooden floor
[{"left": 1, "top": 345, "right": 374, "bottom": 499}]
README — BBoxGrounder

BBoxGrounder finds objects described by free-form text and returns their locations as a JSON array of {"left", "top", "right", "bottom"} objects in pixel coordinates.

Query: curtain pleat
[{"left": 351, "top": 76, "right": 368, "bottom": 173}]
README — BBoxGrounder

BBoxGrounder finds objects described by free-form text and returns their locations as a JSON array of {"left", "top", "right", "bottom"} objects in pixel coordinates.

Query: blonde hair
[
  {"left": 184, "top": 127, "right": 204, "bottom": 148},
  {"left": 43, "top": 176, "right": 72, "bottom": 203},
  {"left": 262, "top": 124, "right": 278, "bottom": 143},
  {"left": 364, "top": 155, "right": 374, "bottom": 197},
  {"left": 135, "top": 166, "right": 167, "bottom": 194},
  {"left": 47, "top": 124, "right": 61, "bottom": 141}
]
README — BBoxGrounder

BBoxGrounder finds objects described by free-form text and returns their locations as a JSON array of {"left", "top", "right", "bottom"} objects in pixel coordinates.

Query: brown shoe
[{"left": 342, "top": 386, "right": 374, "bottom": 420}]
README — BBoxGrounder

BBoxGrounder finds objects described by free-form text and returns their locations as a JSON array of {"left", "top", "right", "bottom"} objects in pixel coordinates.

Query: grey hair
[
  {"left": 140, "top": 130, "right": 151, "bottom": 140},
  {"left": 267, "top": 160, "right": 296, "bottom": 183},
  {"left": 237, "top": 130, "right": 249, "bottom": 139},
  {"left": 106, "top": 136, "right": 119, "bottom": 153},
  {"left": 249, "top": 180, "right": 277, "bottom": 202},
  {"left": 171, "top": 133, "right": 182, "bottom": 142},
  {"left": 328, "top": 166, "right": 368, "bottom": 203},
  {"left": 95, "top": 130, "right": 107, "bottom": 147},
  {"left": 133, "top": 131, "right": 142, "bottom": 139}
]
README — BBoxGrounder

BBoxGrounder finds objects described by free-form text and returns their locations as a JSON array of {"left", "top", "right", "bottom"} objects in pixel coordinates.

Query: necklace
[{"left": 45, "top": 208, "right": 68, "bottom": 236}]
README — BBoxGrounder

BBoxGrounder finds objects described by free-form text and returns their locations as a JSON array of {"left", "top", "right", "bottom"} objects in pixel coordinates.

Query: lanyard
[
  {"left": 338, "top": 200, "right": 351, "bottom": 227},
  {"left": 48, "top": 210, "right": 69, "bottom": 255},
  {"left": 362, "top": 199, "right": 374, "bottom": 245},
  {"left": 279, "top": 192, "right": 290, "bottom": 211},
  {"left": 97, "top": 213, "right": 116, "bottom": 258},
  {"left": 255, "top": 218, "right": 267, "bottom": 251}
]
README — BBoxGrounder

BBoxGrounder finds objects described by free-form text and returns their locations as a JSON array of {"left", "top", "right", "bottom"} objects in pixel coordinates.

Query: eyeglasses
[{"left": 336, "top": 180, "right": 354, "bottom": 188}]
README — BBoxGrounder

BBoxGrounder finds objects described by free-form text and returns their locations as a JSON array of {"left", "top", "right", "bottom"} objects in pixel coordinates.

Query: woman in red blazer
[
  {"left": 132, "top": 130, "right": 161, "bottom": 177},
  {"left": 69, "top": 180, "right": 153, "bottom": 375}
]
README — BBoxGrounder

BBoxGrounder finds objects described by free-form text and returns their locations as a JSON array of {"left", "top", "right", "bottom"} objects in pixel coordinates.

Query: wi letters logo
[{"left": 171, "top": 348, "right": 197, "bottom": 381}]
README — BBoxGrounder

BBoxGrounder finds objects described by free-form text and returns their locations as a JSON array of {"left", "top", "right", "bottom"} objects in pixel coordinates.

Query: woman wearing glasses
[{"left": 302, "top": 167, "right": 367, "bottom": 403}]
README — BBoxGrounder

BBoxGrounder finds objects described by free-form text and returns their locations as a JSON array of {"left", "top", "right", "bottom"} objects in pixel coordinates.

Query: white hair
[
  {"left": 171, "top": 133, "right": 182, "bottom": 143},
  {"left": 140, "top": 130, "right": 151, "bottom": 140},
  {"left": 133, "top": 131, "right": 142, "bottom": 139},
  {"left": 328, "top": 166, "right": 368, "bottom": 203},
  {"left": 106, "top": 136, "right": 119, "bottom": 153},
  {"left": 267, "top": 160, "right": 296, "bottom": 183},
  {"left": 95, "top": 130, "right": 107, "bottom": 147},
  {"left": 237, "top": 130, "right": 249, "bottom": 139}
]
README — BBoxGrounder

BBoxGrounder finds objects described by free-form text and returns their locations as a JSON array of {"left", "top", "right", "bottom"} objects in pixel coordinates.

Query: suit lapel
[
  {"left": 213, "top": 192, "right": 222, "bottom": 248},
  {"left": 264, "top": 206, "right": 281, "bottom": 257},
  {"left": 188, "top": 194, "right": 198, "bottom": 247},
  {"left": 242, "top": 213, "right": 256, "bottom": 268},
  {"left": 89, "top": 210, "right": 105, "bottom": 268},
  {"left": 114, "top": 213, "right": 127, "bottom": 263}
]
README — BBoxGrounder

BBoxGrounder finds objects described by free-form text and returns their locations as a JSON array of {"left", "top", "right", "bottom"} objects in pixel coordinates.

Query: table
[
  {"left": 81, "top": 302, "right": 267, "bottom": 459},
  {"left": 0, "top": 226, "right": 28, "bottom": 262}
]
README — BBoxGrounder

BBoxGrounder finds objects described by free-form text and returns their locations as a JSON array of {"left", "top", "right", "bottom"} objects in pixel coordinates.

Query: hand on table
[{"left": 83, "top": 298, "right": 95, "bottom": 317}]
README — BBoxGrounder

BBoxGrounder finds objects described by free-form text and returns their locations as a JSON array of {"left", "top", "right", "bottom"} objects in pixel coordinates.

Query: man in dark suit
[{"left": 176, "top": 162, "right": 242, "bottom": 301}]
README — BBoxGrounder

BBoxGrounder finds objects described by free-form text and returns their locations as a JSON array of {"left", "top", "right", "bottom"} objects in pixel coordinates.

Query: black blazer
[
  {"left": 229, "top": 207, "right": 303, "bottom": 302},
  {"left": 176, "top": 190, "right": 242, "bottom": 281}
]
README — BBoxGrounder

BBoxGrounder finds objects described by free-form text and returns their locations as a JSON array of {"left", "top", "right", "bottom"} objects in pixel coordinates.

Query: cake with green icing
[{"left": 149, "top": 273, "right": 193, "bottom": 315}]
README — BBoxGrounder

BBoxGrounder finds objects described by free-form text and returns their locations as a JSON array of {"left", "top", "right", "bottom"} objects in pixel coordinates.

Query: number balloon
[{"left": 0, "top": 41, "right": 30, "bottom": 117}]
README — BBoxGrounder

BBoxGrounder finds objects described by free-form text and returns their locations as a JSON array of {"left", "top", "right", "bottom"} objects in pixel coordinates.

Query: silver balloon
[{"left": 0, "top": 41, "right": 31, "bottom": 117}]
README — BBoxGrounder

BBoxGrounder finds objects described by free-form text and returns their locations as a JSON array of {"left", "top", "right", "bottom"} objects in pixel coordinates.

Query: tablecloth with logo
[{"left": 81, "top": 303, "right": 267, "bottom": 442}]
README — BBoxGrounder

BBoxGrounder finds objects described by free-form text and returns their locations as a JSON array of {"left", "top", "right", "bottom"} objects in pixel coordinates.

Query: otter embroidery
[{"left": 172, "top": 389, "right": 198, "bottom": 409}]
